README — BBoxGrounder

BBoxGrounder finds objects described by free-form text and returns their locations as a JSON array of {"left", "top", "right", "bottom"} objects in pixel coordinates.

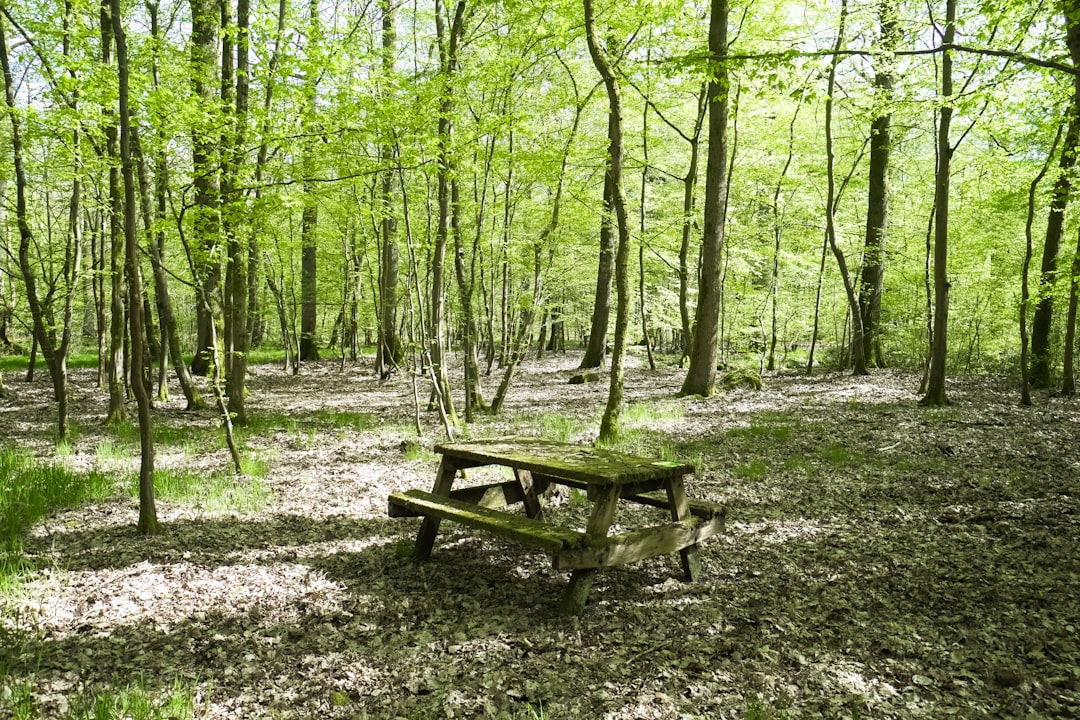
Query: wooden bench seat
[{"left": 388, "top": 489, "right": 585, "bottom": 555}]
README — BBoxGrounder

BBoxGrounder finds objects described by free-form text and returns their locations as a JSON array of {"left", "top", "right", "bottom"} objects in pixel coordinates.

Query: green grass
[
  {"left": 0, "top": 448, "right": 113, "bottom": 553},
  {"left": 142, "top": 468, "right": 270, "bottom": 513},
  {"left": 820, "top": 443, "right": 858, "bottom": 468},
  {"left": 403, "top": 440, "right": 438, "bottom": 462},
  {"left": 310, "top": 409, "right": 379, "bottom": 430},
  {"left": 734, "top": 458, "right": 769, "bottom": 481},
  {"left": 622, "top": 400, "right": 684, "bottom": 427},
  {"left": 3, "top": 677, "right": 198, "bottom": 720}
]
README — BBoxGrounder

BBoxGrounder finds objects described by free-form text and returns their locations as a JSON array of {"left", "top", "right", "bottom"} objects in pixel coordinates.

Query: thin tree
[
  {"left": 189, "top": 0, "right": 222, "bottom": 377},
  {"left": 823, "top": 0, "right": 868, "bottom": 376},
  {"left": 680, "top": 0, "right": 728, "bottom": 397},
  {"left": 1030, "top": 0, "right": 1080, "bottom": 389},
  {"left": 430, "top": 0, "right": 467, "bottom": 423},
  {"left": 1022, "top": 119, "right": 1063, "bottom": 403},
  {"left": 859, "top": 0, "right": 899, "bottom": 368},
  {"left": 921, "top": 0, "right": 957, "bottom": 406},
  {"left": 111, "top": 0, "right": 158, "bottom": 533},
  {"left": 584, "top": 0, "right": 632, "bottom": 444},
  {"left": 298, "top": 0, "right": 320, "bottom": 363}
]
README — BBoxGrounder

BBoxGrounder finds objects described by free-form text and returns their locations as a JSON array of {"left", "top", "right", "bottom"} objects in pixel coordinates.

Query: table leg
[
  {"left": 414, "top": 456, "right": 458, "bottom": 560},
  {"left": 666, "top": 475, "right": 702, "bottom": 581},
  {"left": 561, "top": 484, "right": 620, "bottom": 615},
  {"left": 514, "top": 468, "right": 545, "bottom": 521}
]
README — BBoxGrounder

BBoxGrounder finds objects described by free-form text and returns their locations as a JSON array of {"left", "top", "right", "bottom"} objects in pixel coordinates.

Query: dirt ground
[{"left": 2, "top": 350, "right": 1079, "bottom": 719}]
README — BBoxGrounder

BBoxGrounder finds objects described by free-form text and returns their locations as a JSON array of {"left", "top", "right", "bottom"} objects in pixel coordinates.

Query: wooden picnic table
[{"left": 387, "top": 437, "right": 725, "bottom": 614}]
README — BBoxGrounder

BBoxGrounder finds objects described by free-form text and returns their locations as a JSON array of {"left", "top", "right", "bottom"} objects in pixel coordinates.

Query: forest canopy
[{"left": 0, "top": 0, "right": 1077, "bottom": 439}]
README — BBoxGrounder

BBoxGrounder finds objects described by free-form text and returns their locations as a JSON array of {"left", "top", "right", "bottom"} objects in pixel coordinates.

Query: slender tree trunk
[
  {"left": 189, "top": 0, "right": 221, "bottom": 377},
  {"left": 431, "top": 0, "right": 466, "bottom": 423},
  {"left": 298, "top": 0, "right": 320, "bottom": 363},
  {"left": 639, "top": 83, "right": 655, "bottom": 371},
  {"left": 579, "top": 131, "right": 616, "bottom": 370},
  {"left": 224, "top": 0, "right": 251, "bottom": 423},
  {"left": 678, "top": 86, "right": 708, "bottom": 367},
  {"left": 378, "top": 0, "right": 403, "bottom": 378},
  {"left": 823, "top": 0, "right": 867, "bottom": 377},
  {"left": 680, "top": 0, "right": 728, "bottom": 397},
  {"left": 102, "top": 1, "right": 127, "bottom": 422},
  {"left": 584, "top": 0, "right": 632, "bottom": 445},
  {"left": 1021, "top": 122, "right": 1063, "bottom": 404},
  {"left": 768, "top": 97, "right": 801, "bottom": 372},
  {"left": 859, "top": 0, "right": 898, "bottom": 369},
  {"left": 110, "top": 0, "right": 157, "bottom": 534},
  {"left": 1058, "top": 3, "right": 1080, "bottom": 394},
  {"left": 921, "top": 0, "right": 956, "bottom": 406}
]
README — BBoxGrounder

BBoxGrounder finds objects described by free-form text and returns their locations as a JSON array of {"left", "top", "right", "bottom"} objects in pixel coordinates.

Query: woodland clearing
[{"left": 1, "top": 350, "right": 1079, "bottom": 719}]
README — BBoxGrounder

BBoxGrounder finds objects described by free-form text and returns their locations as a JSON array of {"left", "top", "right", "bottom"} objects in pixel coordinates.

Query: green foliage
[
  {"left": 723, "top": 368, "right": 764, "bottom": 391},
  {"left": 2, "top": 678, "right": 198, "bottom": 720},
  {"left": 734, "top": 458, "right": 769, "bottom": 481},
  {"left": 403, "top": 441, "right": 438, "bottom": 463},
  {"left": 0, "top": 448, "right": 113, "bottom": 552},
  {"left": 141, "top": 469, "right": 270, "bottom": 513}
]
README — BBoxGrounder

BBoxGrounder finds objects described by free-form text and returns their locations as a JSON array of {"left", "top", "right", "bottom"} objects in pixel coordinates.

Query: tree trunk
[
  {"left": 768, "top": 94, "right": 801, "bottom": 372},
  {"left": 680, "top": 0, "right": 728, "bottom": 397},
  {"left": 823, "top": 0, "right": 867, "bottom": 377},
  {"left": 1022, "top": 121, "right": 1064, "bottom": 404},
  {"left": 579, "top": 135, "right": 616, "bottom": 370},
  {"left": 377, "top": 0, "right": 403, "bottom": 379},
  {"left": 1058, "top": 2, "right": 1080, "bottom": 395},
  {"left": 189, "top": 0, "right": 221, "bottom": 377},
  {"left": 431, "top": 0, "right": 466, "bottom": 423},
  {"left": 859, "top": 0, "right": 898, "bottom": 369},
  {"left": 584, "top": 0, "right": 632, "bottom": 445},
  {"left": 921, "top": 0, "right": 956, "bottom": 407},
  {"left": 102, "top": 1, "right": 127, "bottom": 423},
  {"left": 298, "top": 0, "right": 320, "bottom": 363},
  {"left": 111, "top": 0, "right": 158, "bottom": 534}
]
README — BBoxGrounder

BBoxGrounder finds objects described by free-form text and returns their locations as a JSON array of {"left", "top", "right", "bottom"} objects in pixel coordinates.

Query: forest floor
[{"left": 1, "top": 349, "right": 1079, "bottom": 719}]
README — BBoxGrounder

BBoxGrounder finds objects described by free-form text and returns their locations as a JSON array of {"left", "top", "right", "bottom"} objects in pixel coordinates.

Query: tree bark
[
  {"left": 859, "top": 0, "right": 898, "bottom": 369},
  {"left": 431, "top": 0, "right": 467, "bottom": 423},
  {"left": 680, "top": 0, "right": 728, "bottom": 397},
  {"left": 1031, "top": 2, "right": 1080, "bottom": 388},
  {"left": 823, "top": 0, "right": 867, "bottom": 377},
  {"left": 189, "top": 0, "right": 221, "bottom": 377},
  {"left": 298, "top": 0, "right": 320, "bottom": 363},
  {"left": 102, "top": 0, "right": 127, "bottom": 422},
  {"left": 579, "top": 128, "right": 616, "bottom": 370},
  {"left": 584, "top": 0, "right": 632, "bottom": 445},
  {"left": 921, "top": 0, "right": 956, "bottom": 406},
  {"left": 111, "top": 0, "right": 158, "bottom": 534},
  {"left": 378, "top": 0, "right": 403, "bottom": 378}
]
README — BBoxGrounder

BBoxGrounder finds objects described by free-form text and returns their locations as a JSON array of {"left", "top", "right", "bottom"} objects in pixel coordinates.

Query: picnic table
[{"left": 387, "top": 437, "right": 725, "bottom": 614}]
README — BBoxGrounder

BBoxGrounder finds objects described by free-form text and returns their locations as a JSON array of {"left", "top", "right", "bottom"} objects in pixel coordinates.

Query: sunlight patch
[
  {"left": 24, "top": 561, "right": 345, "bottom": 635},
  {"left": 732, "top": 518, "right": 832, "bottom": 545}
]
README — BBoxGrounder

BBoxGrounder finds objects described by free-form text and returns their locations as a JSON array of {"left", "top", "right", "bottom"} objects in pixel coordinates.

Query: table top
[{"left": 434, "top": 437, "right": 694, "bottom": 487}]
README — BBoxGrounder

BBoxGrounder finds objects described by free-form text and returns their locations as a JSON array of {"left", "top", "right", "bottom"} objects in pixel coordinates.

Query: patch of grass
[
  {"left": 5, "top": 677, "right": 199, "bottom": 720},
  {"left": 783, "top": 455, "right": 813, "bottom": 474},
  {"left": 0, "top": 448, "right": 113, "bottom": 552},
  {"left": 820, "top": 443, "right": 858, "bottom": 468},
  {"left": 311, "top": 409, "right": 379, "bottom": 430},
  {"left": 403, "top": 440, "right": 438, "bottom": 463},
  {"left": 622, "top": 400, "right": 684, "bottom": 427},
  {"left": 0, "top": 353, "right": 99, "bottom": 373},
  {"left": 535, "top": 412, "right": 587, "bottom": 443},
  {"left": 242, "top": 412, "right": 300, "bottom": 436},
  {"left": 734, "top": 458, "right": 769, "bottom": 481},
  {"left": 144, "top": 469, "right": 270, "bottom": 513}
]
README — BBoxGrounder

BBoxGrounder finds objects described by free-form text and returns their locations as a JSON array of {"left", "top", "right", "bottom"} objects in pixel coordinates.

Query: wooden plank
[
  {"left": 665, "top": 476, "right": 702, "bottom": 580},
  {"left": 515, "top": 468, "right": 545, "bottom": 521},
  {"left": 414, "top": 456, "right": 459, "bottom": 560},
  {"left": 388, "top": 489, "right": 584, "bottom": 555},
  {"left": 435, "top": 437, "right": 695, "bottom": 486},
  {"left": 387, "top": 481, "right": 527, "bottom": 516},
  {"left": 561, "top": 484, "right": 621, "bottom": 615},
  {"left": 554, "top": 515, "right": 725, "bottom": 571},
  {"left": 622, "top": 490, "right": 726, "bottom": 521}
]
